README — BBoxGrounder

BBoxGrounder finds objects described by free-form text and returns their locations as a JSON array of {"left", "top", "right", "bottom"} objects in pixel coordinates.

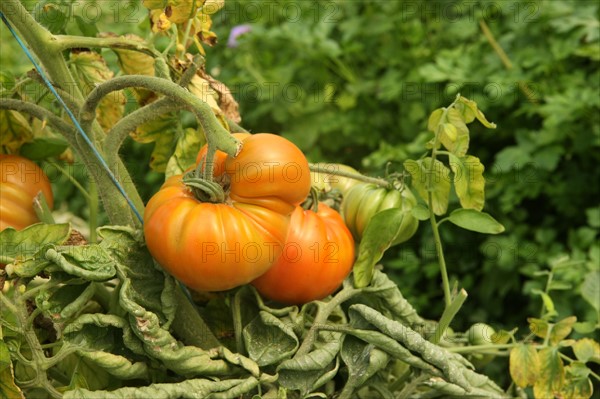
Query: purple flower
[{"left": 227, "top": 24, "right": 252, "bottom": 48}]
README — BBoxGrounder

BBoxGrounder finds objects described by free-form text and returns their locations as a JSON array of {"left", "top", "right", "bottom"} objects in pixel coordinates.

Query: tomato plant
[
  {"left": 143, "top": 174, "right": 291, "bottom": 292},
  {"left": 0, "top": 154, "right": 53, "bottom": 231},
  {"left": 342, "top": 182, "right": 418, "bottom": 245},
  {"left": 252, "top": 202, "right": 355, "bottom": 304}
]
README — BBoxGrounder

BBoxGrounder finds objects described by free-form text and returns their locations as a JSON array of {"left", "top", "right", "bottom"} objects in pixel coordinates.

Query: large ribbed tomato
[
  {"left": 342, "top": 183, "right": 418, "bottom": 246},
  {"left": 0, "top": 154, "right": 54, "bottom": 231},
  {"left": 145, "top": 133, "right": 312, "bottom": 292},
  {"left": 144, "top": 175, "right": 290, "bottom": 291},
  {"left": 252, "top": 203, "right": 355, "bottom": 304}
]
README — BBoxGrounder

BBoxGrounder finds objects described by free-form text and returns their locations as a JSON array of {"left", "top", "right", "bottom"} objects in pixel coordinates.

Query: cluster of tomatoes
[
  {"left": 0, "top": 133, "right": 419, "bottom": 305},
  {"left": 145, "top": 133, "right": 419, "bottom": 304}
]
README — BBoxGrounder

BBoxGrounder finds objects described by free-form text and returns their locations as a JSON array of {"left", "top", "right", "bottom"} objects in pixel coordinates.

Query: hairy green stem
[
  {"left": 80, "top": 75, "right": 240, "bottom": 157},
  {"left": 54, "top": 35, "right": 160, "bottom": 57},
  {"left": 0, "top": 0, "right": 83, "bottom": 103},
  {"left": 87, "top": 179, "right": 98, "bottom": 243},
  {"left": 428, "top": 96, "right": 460, "bottom": 308},
  {"left": 170, "top": 285, "right": 221, "bottom": 350},
  {"left": 309, "top": 163, "right": 392, "bottom": 188}
]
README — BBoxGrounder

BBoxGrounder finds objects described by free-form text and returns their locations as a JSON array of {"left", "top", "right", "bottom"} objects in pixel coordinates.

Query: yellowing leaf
[
  {"left": 187, "top": 74, "right": 221, "bottom": 115},
  {"left": 202, "top": 0, "right": 224, "bottom": 15},
  {"left": 573, "top": 338, "right": 600, "bottom": 364},
  {"left": 534, "top": 347, "right": 565, "bottom": 399},
  {"left": 427, "top": 108, "right": 444, "bottom": 133},
  {"left": 445, "top": 107, "right": 470, "bottom": 157},
  {"left": 528, "top": 317, "right": 549, "bottom": 339},
  {"left": 509, "top": 344, "right": 540, "bottom": 388},
  {"left": 561, "top": 362, "right": 593, "bottom": 399},
  {"left": 404, "top": 158, "right": 450, "bottom": 216},
  {"left": 131, "top": 114, "right": 179, "bottom": 172},
  {"left": 551, "top": 316, "right": 577, "bottom": 345},
  {"left": 448, "top": 154, "right": 485, "bottom": 211},
  {"left": 166, "top": 0, "right": 202, "bottom": 24},
  {"left": 105, "top": 33, "right": 157, "bottom": 105},
  {"left": 199, "top": 70, "right": 241, "bottom": 123},
  {"left": 150, "top": 10, "right": 172, "bottom": 33},
  {"left": 143, "top": 0, "right": 167, "bottom": 9},
  {"left": 165, "top": 127, "right": 205, "bottom": 178},
  {"left": 70, "top": 51, "right": 113, "bottom": 88},
  {"left": 0, "top": 110, "right": 33, "bottom": 153},
  {"left": 458, "top": 96, "right": 497, "bottom": 128}
]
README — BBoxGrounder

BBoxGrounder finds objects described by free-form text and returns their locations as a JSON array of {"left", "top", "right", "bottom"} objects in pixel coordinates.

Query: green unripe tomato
[
  {"left": 311, "top": 163, "right": 360, "bottom": 196},
  {"left": 467, "top": 323, "right": 497, "bottom": 368},
  {"left": 342, "top": 183, "right": 418, "bottom": 245}
]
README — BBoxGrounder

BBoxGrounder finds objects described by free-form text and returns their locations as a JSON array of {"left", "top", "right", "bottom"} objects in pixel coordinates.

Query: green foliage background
[{"left": 204, "top": 0, "right": 600, "bottom": 331}]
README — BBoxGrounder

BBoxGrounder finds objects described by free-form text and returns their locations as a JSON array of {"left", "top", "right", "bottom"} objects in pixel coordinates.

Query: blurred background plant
[
  {"left": 204, "top": 0, "right": 600, "bottom": 342},
  {"left": 2, "top": 0, "right": 598, "bottom": 385}
]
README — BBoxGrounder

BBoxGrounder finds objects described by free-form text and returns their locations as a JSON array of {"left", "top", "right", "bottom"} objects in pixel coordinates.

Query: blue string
[{"left": 0, "top": 12, "right": 144, "bottom": 224}]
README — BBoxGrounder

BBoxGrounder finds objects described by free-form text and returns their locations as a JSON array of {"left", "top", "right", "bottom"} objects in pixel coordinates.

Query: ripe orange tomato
[
  {"left": 144, "top": 174, "right": 290, "bottom": 292},
  {"left": 0, "top": 154, "right": 54, "bottom": 231},
  {"left": 252, "top": 203, "right": 355, "bottom": 304},
  {"left": 197, "top": 133, "right": 312, "bottom": 215},
  {"left": 225, "top": 134, "right": 312, "bottom": 215}
]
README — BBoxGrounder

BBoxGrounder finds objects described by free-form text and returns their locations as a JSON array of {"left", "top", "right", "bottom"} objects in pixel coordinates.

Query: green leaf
[
  {"left": 551, "top": 316, "right": 577, "bottom": 345},
  {"left": 19, "top": 137, "right": 69, "bottom": 160},
  {"left": 581, "top": 271, "right": 600, "bottom": 312},
  {"left": 404, "top": 157, "right": 451, "bottom": 216},
  {"left": 32, "top": 1, "right": 68, "bottom": 33},
  {"left": 573, "top": 338, "right": 600, "bottom": 364},
  {"left": 562, "top": 362, "right": 593, "bottom": 399},
  {"left": 534, "top": 347, "right": 565, "bottom": 399},
  {"left": 64, "top": 377, "right": 260, "bottom": 399},
  {"left": 531, "top": 289, "right": 557, "bottom": 317},
  {"left": 509, "top": 344, "right": 540, "bottom": 388},
  {"left": 243, "top": 311, "right": 299, "bottom": 366},
  {"left": 410, "top": 203, "right": 430, "bottom": 221},
  {"left": 353, "top": 208, "right": 414, "bottom": 288},
  {"left": 74, "top": 16, "right": 99, "bottom": 38},
  {"left": 448, "top": 154, "right": 485, "bottom": 211},
  {"left": 165, "top": 128, "right": 206, "bottom": 178},
  {"left": 0, "top": 223, "right": 70, "bottom": 262},
  {"left": 447, "top": 209, "right": 505, "bottom": 234},
  {"left": 277, "top": 342, "right": 340, "bottom": 397},
  {"left": 340, "top": 336, "right": 389, "bottom": 393}
]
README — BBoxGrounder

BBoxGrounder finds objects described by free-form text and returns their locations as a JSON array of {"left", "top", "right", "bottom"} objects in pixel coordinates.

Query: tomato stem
[
  {"left": 428, "top": 95, "right": 461, "bottom": 308},
  {"left": 79, "top": 75, "right": 241, "bottom": 159},
  {"left": 309, "top": 163, "right": 392, "bottom": 189}
]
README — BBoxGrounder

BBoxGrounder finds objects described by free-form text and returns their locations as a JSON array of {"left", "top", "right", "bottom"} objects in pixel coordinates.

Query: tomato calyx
[
  {"left": 301, "top": 187, "right": 320, "bottom": 213},
  {"left": 182, "top": 167, "right": 225, "bottom": 203}
]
